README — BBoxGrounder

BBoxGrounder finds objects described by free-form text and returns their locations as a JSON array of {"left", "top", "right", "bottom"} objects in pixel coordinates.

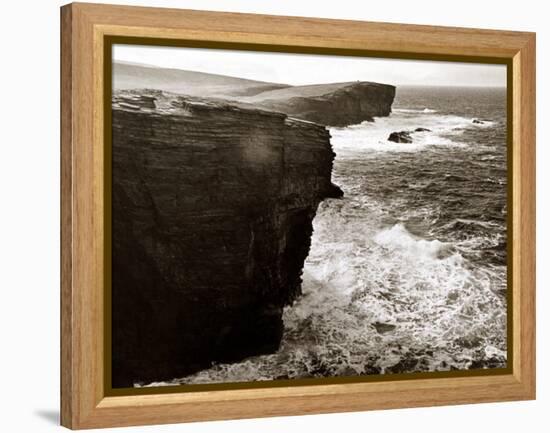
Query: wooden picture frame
[{"left": 61, "top": 2, "right": 536, "bottom": 429}]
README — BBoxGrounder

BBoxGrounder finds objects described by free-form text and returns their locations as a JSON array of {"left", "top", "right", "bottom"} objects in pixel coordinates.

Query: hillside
[
  {"left": 113, "top": 62, "right": 396, "bottom": 126},
  {"left": 244, "top": 81, "right": 367, "bottom": 101},
  {"left": 113, "top": 61, "right": 290, "bottom": 98}
]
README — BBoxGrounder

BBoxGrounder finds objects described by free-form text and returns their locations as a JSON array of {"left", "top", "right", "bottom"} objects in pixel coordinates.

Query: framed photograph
[{"left": 60, "top": 2, "right": 536, "bottom": 429}]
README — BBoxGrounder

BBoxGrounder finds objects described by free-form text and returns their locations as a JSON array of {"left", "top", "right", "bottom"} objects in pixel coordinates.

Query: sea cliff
[
  {"left": 243, "top": 81, "right": 396, "bottom": 126},
  {"left": 111, "top": 91, "right": 341, "bottom": 386}
]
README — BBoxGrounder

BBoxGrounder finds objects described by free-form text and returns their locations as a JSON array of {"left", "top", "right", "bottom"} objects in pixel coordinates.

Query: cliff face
[
  {"left": 243, "top": 81, "right": 396, "bottom": 126},
  {"left": 114, "top": 61, "right": 395, "bottom": 126},
  {"left": 111, "top": 91, "right": 341, "bottom": 387}
]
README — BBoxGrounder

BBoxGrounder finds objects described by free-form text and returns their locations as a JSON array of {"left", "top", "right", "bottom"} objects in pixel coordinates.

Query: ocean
[{"left": 141, "top": 85, "right": 508, "bottom": 386}]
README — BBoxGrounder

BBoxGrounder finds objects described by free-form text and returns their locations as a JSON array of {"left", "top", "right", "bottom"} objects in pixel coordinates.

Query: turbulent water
[{"left": 143, "top": 85, "right": 508, "bottom": 387}]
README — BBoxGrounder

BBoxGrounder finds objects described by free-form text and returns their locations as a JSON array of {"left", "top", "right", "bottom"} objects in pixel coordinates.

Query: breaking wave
[
  {"left": 374, "top": 223, "right": 455, "bottom": 260},
  {"left": 329, "top": 107, "right": 496, "bottom": 153},
  {"left": 394, "top": 107, "right": 438, "bottom": 113}
]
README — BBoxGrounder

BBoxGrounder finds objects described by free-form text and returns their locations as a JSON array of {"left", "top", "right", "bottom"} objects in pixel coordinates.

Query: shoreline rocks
[
  {"left": 388, "top": 130, "right": 413, "bottom": 143},
  {"left": 387, "top": 127, "right": 432, "bottom": 144}
]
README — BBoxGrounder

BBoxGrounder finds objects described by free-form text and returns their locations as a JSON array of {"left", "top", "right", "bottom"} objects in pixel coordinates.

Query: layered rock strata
[
  {"left": 243, "top": 81, "right": 396, "bottom": 126},
  {"left": 111, "top": 91, "right": 341, "bottom": 386}
]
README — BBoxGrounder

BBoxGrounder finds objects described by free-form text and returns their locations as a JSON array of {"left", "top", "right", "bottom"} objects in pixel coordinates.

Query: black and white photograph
[
  {"left": 110, "top": 44, "right": 508, "bottom": 389},
  {"left": 1, "top": 0, "right": 545, "bottom": 431}
]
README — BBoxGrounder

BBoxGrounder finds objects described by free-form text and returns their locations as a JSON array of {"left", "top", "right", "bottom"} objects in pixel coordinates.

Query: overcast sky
[{"left": 113, "top": 44, "right": 506, "bottom": 88}]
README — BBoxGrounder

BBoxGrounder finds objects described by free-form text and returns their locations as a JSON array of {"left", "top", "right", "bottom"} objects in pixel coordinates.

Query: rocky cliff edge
[{"left": 111, "top": 90, "right": 342, "bottom": 386}]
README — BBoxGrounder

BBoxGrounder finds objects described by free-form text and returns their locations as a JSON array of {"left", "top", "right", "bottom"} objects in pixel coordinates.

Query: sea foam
[
  {"left": 374, "top": 223, "right": 454, "bottom": 260},
  {"left": 141, "top": 92, "right": 507, "bottom": 387},
  {"left": 330, "top": 109, "right": 481, "bottom": 153}
]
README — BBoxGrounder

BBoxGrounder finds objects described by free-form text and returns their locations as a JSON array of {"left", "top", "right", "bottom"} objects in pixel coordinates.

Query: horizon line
[{"left": 113, "top": 60, "right": 506, "bottom": 89}]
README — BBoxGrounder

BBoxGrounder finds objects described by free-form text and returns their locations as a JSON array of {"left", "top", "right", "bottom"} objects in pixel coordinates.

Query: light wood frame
[{"left": 61, "top": 2, "right": 536, "bottom": 429}]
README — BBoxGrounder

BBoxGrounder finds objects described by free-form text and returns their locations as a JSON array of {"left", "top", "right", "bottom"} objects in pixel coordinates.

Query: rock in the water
[
  {"left": 472, "top": 118, "right": 484, "bottom": 124},
  {"left": 111, "top": 90, "right": 341, "bottom": 387},
  {"left": 373, "top": 322, "right": 397, "bottom": 334},
  {"left": 388, "top": 130, "right": 413, "bottom": 143},
  {"left": 415, "top": 127, "right": 432, "bottom": 132}
]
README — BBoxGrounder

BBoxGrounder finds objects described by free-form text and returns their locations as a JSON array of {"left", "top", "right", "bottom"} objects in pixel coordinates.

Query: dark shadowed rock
[
  {"left": 388, "top": 131, "right": 413, "bottom": 143},
  {"left": 111, "top": 90, "right": 341, "bottom": 387},
  {"left": 472, "top": 118, "right": 484, "bottom": 124},
  {"left": 326, "top": 182, "right": 344, "bottom": 198},
  {"left": 415, "top": 127, "right": 432, "bottom": 132},
  {"left": 373, "top": 322, "right": 396, "bottom": 334}
]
